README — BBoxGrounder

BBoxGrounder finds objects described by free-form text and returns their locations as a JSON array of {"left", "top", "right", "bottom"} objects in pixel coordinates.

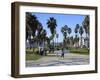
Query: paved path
[{"left": 26, "top": 51, "right": 89, "bottom": 67}]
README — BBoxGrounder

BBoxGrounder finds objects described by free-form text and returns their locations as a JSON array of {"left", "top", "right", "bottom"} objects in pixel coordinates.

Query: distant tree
[
  {"left": 74, "top": 24, "right": 80, "bottom": 47},
  {"left": 46, "top": 37, "right": 50, "bottom": 45},
  {"left": 74, "top": 35, "right": 79, "bottom": 48},
  {"left": 68, "top": 27, "right": 72, "bottom": 37},
  {"left": 61, "top": 27, "right": 65, "bottom": 38},
  {"left": 75, "top": 24, "right": 79, "bottom": 36},
  {"left": 61, "top": 25, "right": 69, "bottom": 48},
  {"left": 68, "top": 27, "right": 72, "bottom": 47},
  {"left": 70, "top": 36, "right": 74, "bottom": 47},
  {"left": 41, "top": 29, "right": 47, "bottom": 46},
  {"left": 79, "top": 26, "right": 84, "bottom": 48},
  {"left": 61, "top": 25, "right": 68, "bottom": 39},
  {"left": 56, "top": 33, "right": 59, "bottom": 48}
]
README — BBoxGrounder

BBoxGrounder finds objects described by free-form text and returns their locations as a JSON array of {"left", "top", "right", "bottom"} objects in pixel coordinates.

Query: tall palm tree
[
  {"left": 26, "top": 12, "right": 39, "bottom": 37},
  {"left": 61, "top": 27, "right": 65, "bottom": 38},
  {"left": 68, "top": 28, "right": 72, "bottom": 47},
  {"left": 26, "top": 12, "right": 32, "bottom": 41},
  {"left": 74, "top": 35, "right": 79, "bottom": 48},
  {"left": 26, "top": 13, "right": 41, "bottom": 49},
  {"left": 70, "top": 36, "right": 74, "bottom": 47},
  {"left": 79, "top": 26, "right": 84, "bottom": 48},
  {"left": 46, "top": 37, "right": 50, "bottom": 46},
  {"left": 47, "top": 17, "right": 57, "bottom": 52},
  {"left": 68, "top": 28, "right": 71, "bottom": 36},
  {"left": 75, "top": 24, "right": 79, "bottom": 36},
  {"left": 56, "top": 33, "right": 59, "bottom": 49},
  {"left": 61, "top": 25, "right": 68, "bottom": 48},
  {"left": 26, "top": 24, "right": 31, "bottom": 41},
  {"left": 82, "top": 15, "right": 89, "bottom": 48},
  {"left": 64, "top": 25, "right": 68, "bottom": 37},
  {"left": 74, "top": 24, "right": 80, "bottom": 48},
  {"left": 26, "top": 13, "right": 38, "bottom": 49},
  {"left": 82, "top": 15, "right": 89, "bottom": 37},
  {"left": 61, "top": 25, "right": 68, "bottom": 39},
  {"left": 37, "top": 22, "right": 43, "bottom": 47},
  {"left": 47, "top": 17, "right": 57, "bottom": 35},
  {"left": 41, "top": 29, "right": 47, "bottom": 48}
]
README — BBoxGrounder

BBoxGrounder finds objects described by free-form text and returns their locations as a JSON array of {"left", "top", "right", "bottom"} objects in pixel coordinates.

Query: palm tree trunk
[
  {"left": 53, "top": 39, "right": 54, "bottom": 52},
  {"left": 81, "top": 36, "right": 82, "bottom": 48},
  {"left": 86, "top": 33, "right": 89, "bottom": 48}
]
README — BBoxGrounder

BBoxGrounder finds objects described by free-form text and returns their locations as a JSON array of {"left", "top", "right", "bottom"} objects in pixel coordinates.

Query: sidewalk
[{"left": 26, "top": 53, "right": 89, "bottom": 67}]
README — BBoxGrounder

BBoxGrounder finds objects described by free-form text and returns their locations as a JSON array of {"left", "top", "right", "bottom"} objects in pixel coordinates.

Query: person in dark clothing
[
  {"left": 40, "top": 48, "right": 43, "bottom": 56},
  {"left": 61, "top": 48, "right": 64, "bottom": 58}
]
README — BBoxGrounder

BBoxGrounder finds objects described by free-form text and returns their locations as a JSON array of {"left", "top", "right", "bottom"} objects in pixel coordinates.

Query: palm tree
[
  {"left": 26, "top": 13, "right": 36, "bottom": 49},
  {"left": 26, "top": 12, "right": 32, "bottom": 41},
  {"left": 68, "top": 28, "right": 72, "bottom": 47},
  {"left": 46, "top": 37, "right": 50, "bottom": 46},
  {"left": 26, "top": 24, "right": 31, "bottom": 41},
  {"left": 74, "top": 35, "right": 79, "bottom": 48},
  {"left": 47, "top": 17, "right": 57, "bottom": 52},
  {"left": 26, "top": 13, "right": 41, "bottom": 49},
  {"left": 82, "top": 16, "right": 89, "bottom": 37},
  {"left": 82, "top": 15, "right": 89, "bottom": 48},
  {"left": 79, "top": 26, "right": 84, "bottom": 48},
  {"left": 53, "top": 30, "right": 56, "bottom": 51},
  {"left": 75, "top": 24, "right": 79, "bottom": 36},
  {"left": 61, "top": 25, "right": 68, "bottom": 39},
  {"left": 26, "top": 12, "right": 39, "bottom": 37},
  {"left": 61, "top": 27, "right": 65, "bottom": 38},
  {"left": 68, "top": 28, "right": 71, "bottom": 36},
  {"left": 41, "top": 29, "right": 47, "bottom": 47},
  {"left": 47, "top": 17, "right": 57, "bottom": 35},
  {"left": 70, "top": 36, "right": 74, "bottom": 47},
  {"left": 56, "top": 33, "right": 59, "bottom": 49},
  {"left": 61, "top": 25, "right": 68, "bottom": 48},
  {"left": 37, "top": 22, "right": 43, "bottom": 47},
  {"left": 74, "top": 24, "right": 80, "bottom": 48}
]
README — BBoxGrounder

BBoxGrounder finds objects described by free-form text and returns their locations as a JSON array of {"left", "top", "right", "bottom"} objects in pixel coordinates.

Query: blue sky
[{"left": 31, "top": 12, "right": 85, "bottom": 42}]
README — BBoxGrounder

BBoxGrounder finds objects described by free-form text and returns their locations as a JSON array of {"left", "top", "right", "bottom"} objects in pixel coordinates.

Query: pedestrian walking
[{"left": 61, "top": 48, "right": 64, "bottom": 58}]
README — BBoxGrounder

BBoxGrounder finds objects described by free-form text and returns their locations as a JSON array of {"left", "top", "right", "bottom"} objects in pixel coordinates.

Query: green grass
[
  {"left": 26, "top": 48, "right": 42, "bottom": 60},
  {"left": 26, "top": 53, "right": 42, "bottom": 60},
  {"left": 69, "top": 48, "right": 89, "bottom": 55}
]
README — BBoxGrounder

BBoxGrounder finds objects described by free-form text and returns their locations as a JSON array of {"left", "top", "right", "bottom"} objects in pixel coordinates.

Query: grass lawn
[
  {"left": 26, "top": 53, "right": 42, "bottom": 60},
  {"left": 69, "top": 48, "right": 89, "bottom": 55},
  {"left": 26, "top": 48, "right": 42, "bottom": 60}
]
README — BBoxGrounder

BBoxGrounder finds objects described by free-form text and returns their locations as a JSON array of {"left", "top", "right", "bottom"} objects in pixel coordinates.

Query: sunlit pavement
[{"left": 26, "top": 50, "right": 89, "bottom": 67}]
